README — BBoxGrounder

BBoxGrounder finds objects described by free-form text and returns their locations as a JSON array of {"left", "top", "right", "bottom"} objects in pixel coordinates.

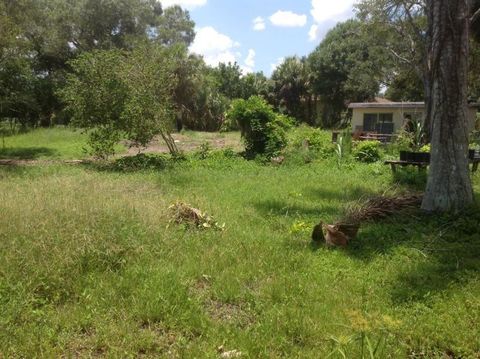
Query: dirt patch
[
  {"left": 190, "top": 276, "right": 255, "bottom": 327},
  {"left": 62, "top": 329, "right": 106, "bottom": 358},
  {"left": 205, "top": 299, "right": 254, "bottom": 327},
  {"left": 125, "top": 132, "right": 242, "bottom": 156}
]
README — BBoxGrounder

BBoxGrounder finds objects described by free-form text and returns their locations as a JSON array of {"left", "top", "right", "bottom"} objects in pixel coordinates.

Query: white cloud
[
  {"left": 245, "top": 49, "right": 255, "bottom": 68},
  {"left": 253, "top": 16, "right": 266, "bottom": 31},
  {"left": 269, "top": 10, "right": 307, "bottom": 28},
  {"left": 190, "top": 26, "right": 240, "bottom": 67},
  {"left": 270, "top": 57, "right": 285, "bottom": 73},
  {"left": 161, "top": 0, "right": 207, "bottom": 10},
  {"left": 310, "top": 0, "right": 354, "bottom": 23},
  {"left": 308, "top": 24, "right": 318, "bottom": 42},
  {"left": 241, "top": 49, "right": 256, "bottom": 74},
  {"left": 308, "top": 0, "right": 355, "bottom": 41}
]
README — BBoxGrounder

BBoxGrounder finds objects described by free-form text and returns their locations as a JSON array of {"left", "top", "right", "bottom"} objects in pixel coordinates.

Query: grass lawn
[
  {"left": 0, "top": 129, "right": 479, "bottom": 357},
  {"left": 0, "top": 127, "right": 94, "bottom": 160}
]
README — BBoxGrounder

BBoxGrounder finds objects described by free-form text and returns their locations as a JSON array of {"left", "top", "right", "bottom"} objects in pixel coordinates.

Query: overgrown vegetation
[
  {"left": 353, "top": 140, "right": 382, "bottom": 163},
  {"left": 0, "top": 129, "right": 479, "bottom": 357},
  {"left": 227, "top": 96, "right": 293, "bottom": 159}
]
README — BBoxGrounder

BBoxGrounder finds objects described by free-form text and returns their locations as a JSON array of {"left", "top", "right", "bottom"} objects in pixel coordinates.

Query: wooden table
[{"left": 385, "top": 158, "right": 480, "bottom": 173}]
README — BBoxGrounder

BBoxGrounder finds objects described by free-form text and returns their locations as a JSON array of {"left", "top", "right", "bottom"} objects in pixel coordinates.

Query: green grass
[
  {"left": 0, "top": 131, "right": 480, "bottom": 357},
  {"left": 0, "top": 127, "right": 125, "bottom": 160},
  {"left": 0, "top": 127, "right": 87, "bottom": 160}
]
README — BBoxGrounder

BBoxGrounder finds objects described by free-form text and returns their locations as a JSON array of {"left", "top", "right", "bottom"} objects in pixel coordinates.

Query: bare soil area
[{"left": 125, "top": 131, "right": 243, "bottom": 155}]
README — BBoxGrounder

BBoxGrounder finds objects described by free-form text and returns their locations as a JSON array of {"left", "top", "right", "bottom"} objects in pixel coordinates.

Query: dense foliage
[
  {"left": 2, "top": 0, "right": 480, "bottom": 139},
  {"left": 353, "top": 140, "right": 382, "bottom": 163},
  {"left": 60, "top": 45, "right": 178, "bottom": 158},
  {"left": 227, "top": 96, "right": 292, "bottom": 158}
]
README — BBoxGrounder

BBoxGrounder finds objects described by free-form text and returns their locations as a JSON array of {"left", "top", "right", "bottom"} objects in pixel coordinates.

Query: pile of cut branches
[
  {"left": 168, "top": 202, "right": 225, "bottom": 230},
  {"left": 312, "top": 194, "right": 423, "bottom": 247}
]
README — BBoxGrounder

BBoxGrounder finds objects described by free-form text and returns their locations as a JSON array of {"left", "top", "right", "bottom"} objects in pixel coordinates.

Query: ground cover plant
[{"left": 0, "top": 128, "right": 479, "bottom": 357}]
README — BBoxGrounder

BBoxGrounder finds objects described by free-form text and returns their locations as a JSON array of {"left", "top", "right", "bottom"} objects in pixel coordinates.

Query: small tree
[{"left": 61, "top": 44, "right": 179, "bottom": 159}]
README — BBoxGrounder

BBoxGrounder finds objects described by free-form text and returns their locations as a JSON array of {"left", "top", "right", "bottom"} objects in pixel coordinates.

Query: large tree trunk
[{"left": 422, "top": 0, "right": 474, "bottom": 212}]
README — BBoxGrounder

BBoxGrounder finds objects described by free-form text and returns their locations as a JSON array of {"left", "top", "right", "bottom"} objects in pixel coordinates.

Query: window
[
  {"left": 377, "top": 113, "right": 393, "bottom": 134},
  {"left": 363, "top": 113, "right": 394, "bottom": 134},
  {"left": 363, "top": 114, "right": 377, "bottom": 131}
]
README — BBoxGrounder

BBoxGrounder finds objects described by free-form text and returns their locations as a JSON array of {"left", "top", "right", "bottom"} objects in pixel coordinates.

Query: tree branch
[
  {"left": 471, "top": 7, "right": 480, "bottom": 24},
  {"left": 389, "top": 48, "right": 414, "bottom": 65}
]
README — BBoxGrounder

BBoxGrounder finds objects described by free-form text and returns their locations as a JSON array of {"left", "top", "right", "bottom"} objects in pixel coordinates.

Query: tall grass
[
  {"left": 0, "top": 127, "right": 479, "bottom": 357},
  {"left": 0, "top": 155, "right": 479, "bottom": 357}
]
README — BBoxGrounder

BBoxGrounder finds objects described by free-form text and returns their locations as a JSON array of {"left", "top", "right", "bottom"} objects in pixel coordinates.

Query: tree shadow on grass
[
  {"left": 390, "top": 166, "right": 428, "bottom": 191},
  {"left": 80, "top": 153, "right": 173, "bottom": 173},
  {"left": 302, "top": 185, "right": 380, "bottom": 202},
  {"left": 252, "top": 199, "right": 340, "bottom": 219},
  {"left": 0, "top": 147, "right": 58, "bottom": 160},
  {"left": 253, "top": 185, "right": 381, "bottom": 219},
  {"left": 344, "top": 207, "right": 480, "bottom": 305}
]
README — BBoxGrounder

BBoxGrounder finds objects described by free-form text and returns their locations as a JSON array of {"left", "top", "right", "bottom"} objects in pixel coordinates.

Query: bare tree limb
[
  {"left": 389, "top": 48, "right": 414, "bottom": 65},
  {"left": 471, "top": 7, "right": 480, "bottom": 24}
]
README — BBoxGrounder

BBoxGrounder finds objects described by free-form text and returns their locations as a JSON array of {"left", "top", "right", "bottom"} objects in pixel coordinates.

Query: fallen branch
[{"left": 312, "top": 194, "right": 423, "bottom": 247}]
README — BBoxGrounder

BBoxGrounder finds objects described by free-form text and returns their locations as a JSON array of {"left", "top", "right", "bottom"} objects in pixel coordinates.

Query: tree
[
  {"left": 356, "top": 0, "right": 433, "bottom": 134},
  {"left": 308, "top": 20, "right": 387, "bottom": 127},
  {"left": 241, "top": 72, "right": 270, "bottom": 100},
  {"left": 271, "top": 56, "right": 312, "bottom": 124},
  {"left": 385, "top": 69, "right": 424, "bottom": 101},
  {"left": 1, "top": 0, "right": 196, "bottom": 127},
  {"left": 0, "top": 1, "right": 40, "bottom": 126},
  {"left": 210, "top": 62, "right": 244, "bottom": 100},
  {"left": 170, "top": 50, "right": 230, "bottom": 132},
  {"left": 60, "top": 44, "right": 179, "bottom": 158},
  {"left": 421, "top": 0, "right": 474, "bottom": 212},
  {"left": 155, "top": 5, "right": 195, "bottom": 46}
]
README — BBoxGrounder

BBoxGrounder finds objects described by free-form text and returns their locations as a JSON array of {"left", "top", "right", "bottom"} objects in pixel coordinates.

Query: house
[{"left": 348, "top": 99, "right": 478, "bottom": 134}]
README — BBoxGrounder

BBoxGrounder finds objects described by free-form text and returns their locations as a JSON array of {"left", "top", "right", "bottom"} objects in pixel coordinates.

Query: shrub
[
  {"left": 353, "top": 140, "right": 382, "bottom": 163},
  {"left": 227, "top": 96, "right": 293, "bottom": 158},
  {"left": 284, "top": 125, "right": 336, "bottom": 164},
  {"left": 288, "top": 125, "right": 333, "bottom": 152},
  {"left": 420, "top": 144, "right": 431, "bottom": 153},
  {"left": 470, "top": 130, "right": 480, "bottom": 149}
]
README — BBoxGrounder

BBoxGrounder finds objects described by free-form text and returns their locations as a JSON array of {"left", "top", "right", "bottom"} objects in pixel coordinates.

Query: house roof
[
  {"left": 348, "top": 101, "right": 480, "bottom": 109},
  {"left": 348, "top": 102, "right": 425, "bottom": 109}
]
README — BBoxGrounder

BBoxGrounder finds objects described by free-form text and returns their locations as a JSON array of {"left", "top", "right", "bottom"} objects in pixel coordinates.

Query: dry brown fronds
[
  {"left": 313, "top": 194, "right": 423, "bottom": 247},
  {"left": 168, "top": 202, "right": 225, "bottom": 230}
]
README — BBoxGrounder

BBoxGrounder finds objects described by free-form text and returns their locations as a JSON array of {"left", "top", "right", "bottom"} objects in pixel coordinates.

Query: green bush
[
  {"left": 420, "top": 144, "right": 431, "bottom": 153},
  {"left": 227, "top": 96, "right": 293, "bottom": 158},
  {"left": 288, "top": 125, "right": 334, "bottom": 153},
  {"left": 283, "top": 125, "right": 336, "bottom": 164},
  {"left": 353, "top": 140, "right": 382, "bottom": 163}
]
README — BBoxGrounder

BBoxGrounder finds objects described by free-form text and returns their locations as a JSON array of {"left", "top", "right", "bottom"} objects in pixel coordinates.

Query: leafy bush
[
  {"left": 353, "top": 140, "right": 382, "bottom": 163},
  {"left": 470, "top": 130, "right": 480, "bottom": 149},
  {"left": 285, "top": 125, "right": 335, "bottom": 164},
  {"left": 420, "top": 144, "right": 431, "bottom": 153},
  {"left": 395, "top": 121, "right": 425, "bottom": 152},
  {"left": 227, "top": 96, "right": 293, "bottom": 158}
]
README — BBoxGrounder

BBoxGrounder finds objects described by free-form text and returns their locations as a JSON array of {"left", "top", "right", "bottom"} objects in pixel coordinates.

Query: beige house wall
[{"left": 351, "top": 106, "right": 477, "bottom": 133}]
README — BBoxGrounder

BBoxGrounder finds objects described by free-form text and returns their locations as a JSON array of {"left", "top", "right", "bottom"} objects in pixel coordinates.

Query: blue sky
[{"left": 161, "top": 0, "right": 356, "bottom": 75}]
